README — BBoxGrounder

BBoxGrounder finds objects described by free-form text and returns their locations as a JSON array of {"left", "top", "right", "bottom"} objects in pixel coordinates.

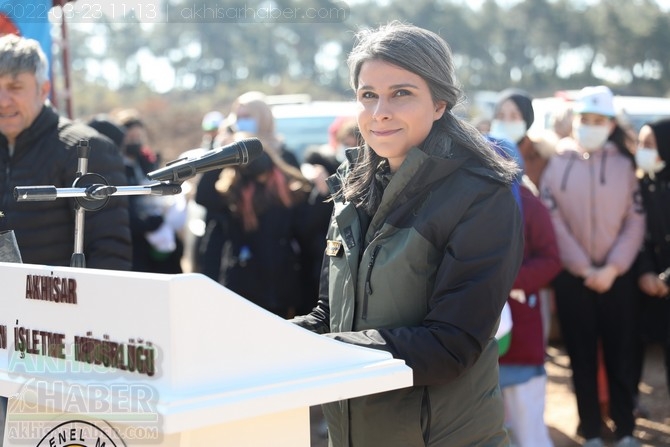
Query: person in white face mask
[
  {"left": 539, "top": 85, "right": 646, "bottom": 447},
  {"left": 490, "top": 89, "right": 558, "bottom": 188},
  {"left": 490, "top": 88, "right": 534, "bottom": 145},
  {"left": 491, "top": 90, "right": 560, "bottom": 360},
  {"left": 633, "top": 118, "right": 670, "bottom": 405},
  {"left": 635, "top": 122, "right": 668, "bottom": 181}
]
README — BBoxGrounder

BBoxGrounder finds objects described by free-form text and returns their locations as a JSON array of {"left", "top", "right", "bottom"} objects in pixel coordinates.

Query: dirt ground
[
  {"left": 544, "top": 343, "right": 670, "bottom": 447},
  {"left": 309, "top": 342, "right": 670, "bottom": 447}
]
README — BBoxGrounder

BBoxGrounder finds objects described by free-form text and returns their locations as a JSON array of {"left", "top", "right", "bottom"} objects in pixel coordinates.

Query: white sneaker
[
  {"left": 615, "top": 436, "right": 641, "bottom": 447},
  {"left": 583, "top": 438, "right": 604, "bottom": 447}
]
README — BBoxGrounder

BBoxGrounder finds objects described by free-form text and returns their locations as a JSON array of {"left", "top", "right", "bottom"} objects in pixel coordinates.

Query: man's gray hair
[{"left": 0, "top": 34, "right": 49, "bottom": 85}]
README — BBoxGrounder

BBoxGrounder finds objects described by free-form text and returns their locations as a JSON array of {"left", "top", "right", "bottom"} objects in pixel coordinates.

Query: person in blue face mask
[
  {"left": 222, "top": 91, "right": 299, "bottom": 168},
  {"left": 195, "top": 91, "right": 304, "bottom": 282}
]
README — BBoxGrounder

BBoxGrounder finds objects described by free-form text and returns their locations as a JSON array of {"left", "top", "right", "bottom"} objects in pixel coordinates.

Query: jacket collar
[
  {"left": 328, "top": 143, "right": 509, "bottom": 211},
  {"left": 0, "top": 105, "right": 58, "bottom": 156}
]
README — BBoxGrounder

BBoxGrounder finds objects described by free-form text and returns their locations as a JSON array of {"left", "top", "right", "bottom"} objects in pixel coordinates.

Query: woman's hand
[
  {"left": 638, "top": 272, "right": 670, "bottom": 298},
  {"left": 301, "top": 163, "right": 330, "bottom": 195},
  {"left": 584, "top": 265, "right": 618, "bottom": 294}
]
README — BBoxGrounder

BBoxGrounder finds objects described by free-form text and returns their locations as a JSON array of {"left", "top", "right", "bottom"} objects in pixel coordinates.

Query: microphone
[{"left": 147, "top": 138, "right": 264, "bottom": 183}]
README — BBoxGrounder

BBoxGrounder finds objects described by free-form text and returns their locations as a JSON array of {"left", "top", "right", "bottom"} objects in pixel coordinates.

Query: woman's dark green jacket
[{"left": 293, "top": 144, "right": 524, "bottom": 447}]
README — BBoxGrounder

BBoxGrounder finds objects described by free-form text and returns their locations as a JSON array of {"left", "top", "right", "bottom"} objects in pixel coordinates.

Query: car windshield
[
  {"left": 275, "top": 115, "right": 342, "bottom": 161},
  {"left": 272, "top": 101, "right": 359, "bottom": 162}
]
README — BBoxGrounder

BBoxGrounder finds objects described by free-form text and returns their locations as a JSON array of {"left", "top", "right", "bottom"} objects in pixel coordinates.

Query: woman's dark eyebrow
[{"left": 357, "top": 83, "right": 419, "bottom": 91}]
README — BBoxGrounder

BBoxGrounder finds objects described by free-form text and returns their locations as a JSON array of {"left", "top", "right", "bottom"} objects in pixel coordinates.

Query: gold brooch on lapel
[{"left": 325, "top": 240, "right": 343, "bottom": 257}]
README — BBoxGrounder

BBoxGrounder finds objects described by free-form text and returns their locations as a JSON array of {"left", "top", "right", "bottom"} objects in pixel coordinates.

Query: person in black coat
[
  {"left": 634, "top": 118, "right": 670, "bottom": 397},
  {"left": 88, "top": 115, "right": 184, "bottom": 274},
  {"left": 196, "top": 133, "right": 312, "bottom": 318},
  {"left": 0, "top": 35, "right": 131, "bottom": 270}
]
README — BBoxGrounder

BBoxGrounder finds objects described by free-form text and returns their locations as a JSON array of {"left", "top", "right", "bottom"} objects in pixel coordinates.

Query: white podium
[{"left": 0, "top": 262, "right": 412, "bottom": 446}]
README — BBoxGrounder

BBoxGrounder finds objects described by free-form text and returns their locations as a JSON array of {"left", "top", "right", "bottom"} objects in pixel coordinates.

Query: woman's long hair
[
  {"left": 342, "top": 21, "right": 518, "bottom": 214},
  {"left": 216, "top": 138, "right": 310, "bottom": 232},
  {"left": 227, "top": 91, "right": 285, "bottom": 156},
  {"left": 609, "top": 121, "right": 636, "bottom": 164}
]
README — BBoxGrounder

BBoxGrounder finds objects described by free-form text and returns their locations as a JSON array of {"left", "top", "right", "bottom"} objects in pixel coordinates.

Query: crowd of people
[
  {"left": 0, "top": 23, "right": 668, "bottom": 447},
  {"left": 484, "top": 83, "right": 669, "bottom": 447}
]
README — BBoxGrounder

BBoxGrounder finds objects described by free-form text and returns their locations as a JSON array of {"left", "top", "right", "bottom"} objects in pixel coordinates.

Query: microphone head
[
  {"left": 236, "top": 137, "right": 264, "bottom": 165},
  {"left": 145, "top": 137, "right": 265, "bottom": 183},
  {"left": 240, "top": 151, "right": 273, "bottom": 179}
]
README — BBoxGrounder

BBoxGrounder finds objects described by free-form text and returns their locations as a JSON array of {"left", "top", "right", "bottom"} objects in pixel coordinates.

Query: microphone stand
[
  {"left": 13, "top": 139, "right": 182, "bottom": 268},
  {"left": 72, "top": 139, "right": 89, "bottom": 268}
]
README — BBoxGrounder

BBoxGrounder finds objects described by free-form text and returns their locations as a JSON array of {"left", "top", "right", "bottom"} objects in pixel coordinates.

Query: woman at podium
[{"left": 291, "top": 22, "right": 523, "bottom": 447}]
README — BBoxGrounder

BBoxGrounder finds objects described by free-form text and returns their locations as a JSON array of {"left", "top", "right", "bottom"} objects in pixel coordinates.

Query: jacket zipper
[
  {"left": 589, "top": 154, "right": 597, "bottom": 260},
  {"left": 2, "top": 163, "right": 10, "bottom": 212},
  {"left": 362, "top": 245, "right": 381, "bottom": 321},
  {"left": 422, "top": 386, "right": 432, "bottom": 445}
]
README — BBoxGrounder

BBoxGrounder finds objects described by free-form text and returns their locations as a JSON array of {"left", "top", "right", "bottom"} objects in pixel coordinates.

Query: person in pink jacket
[{"left": 539, "top": 85, "right": 645, "bottom": 447}]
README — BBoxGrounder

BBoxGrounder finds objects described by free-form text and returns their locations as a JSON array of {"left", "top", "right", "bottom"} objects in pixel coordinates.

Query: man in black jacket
[{"left": 0, "top": 34, "right": 131, "bottom": 270}]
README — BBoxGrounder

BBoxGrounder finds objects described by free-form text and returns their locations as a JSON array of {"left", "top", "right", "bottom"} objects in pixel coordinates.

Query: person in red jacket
[{"left": 499, "top": 169, "right": 562, "bottom": 446}]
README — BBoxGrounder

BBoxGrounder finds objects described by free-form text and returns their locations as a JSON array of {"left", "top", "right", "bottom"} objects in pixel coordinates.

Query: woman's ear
[{"left": 433, "top": 101, "right": 447, "bottom": 121}]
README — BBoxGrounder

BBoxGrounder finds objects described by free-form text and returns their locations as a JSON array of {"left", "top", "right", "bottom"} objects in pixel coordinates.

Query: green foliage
[
  {"left": 56, "top": 0, "right": 670, "bottom": 161},
  {"left": 63, "top": 0, "right": 670, "bottom": 99}
]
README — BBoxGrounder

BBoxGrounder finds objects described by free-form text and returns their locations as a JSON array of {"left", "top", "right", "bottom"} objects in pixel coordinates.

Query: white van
[
  {"left": 530, "top": 93, "right": 670, "bottom": 134},
  {"left": 613, "top": 96, "right": 670, "bottom": 131},
  {"left": 272, "top": 100, "right": 359, "bottom": 162}
]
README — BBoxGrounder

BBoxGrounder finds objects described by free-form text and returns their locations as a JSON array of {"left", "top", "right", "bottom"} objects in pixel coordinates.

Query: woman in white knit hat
[{"left": 540, "top": 85, "right": 645, "bottom": 447}]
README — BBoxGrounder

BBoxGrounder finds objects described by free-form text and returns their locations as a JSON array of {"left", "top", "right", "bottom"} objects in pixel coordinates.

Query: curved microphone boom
[{"left": 147, "top": 138, "right": 264, "bottom": 183}]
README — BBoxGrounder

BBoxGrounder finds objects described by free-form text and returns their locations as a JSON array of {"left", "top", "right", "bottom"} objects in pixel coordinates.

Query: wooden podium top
[{"left": 0, "top": 262, "right": 412, "bottom": 434}]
